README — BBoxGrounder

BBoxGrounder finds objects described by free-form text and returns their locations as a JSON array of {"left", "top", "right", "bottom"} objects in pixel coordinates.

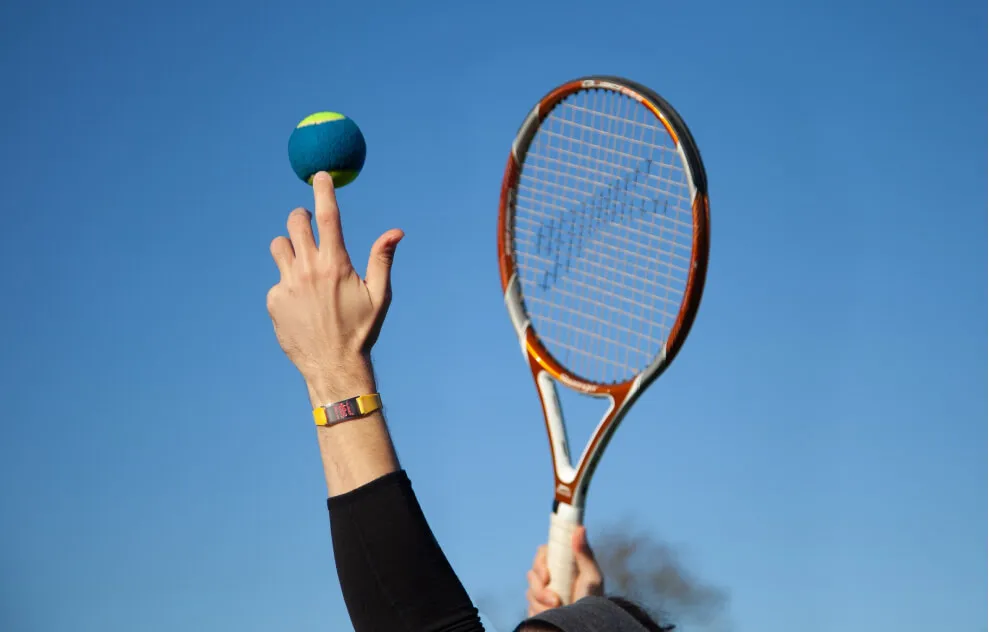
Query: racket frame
[{"left": 497, "top": 76, "right": 711, "bottom": 604}]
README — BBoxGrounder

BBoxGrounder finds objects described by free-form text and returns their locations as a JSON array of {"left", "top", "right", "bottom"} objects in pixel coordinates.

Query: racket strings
[{"left": 512, "top": 89, "right": 694, "bottom": 385}]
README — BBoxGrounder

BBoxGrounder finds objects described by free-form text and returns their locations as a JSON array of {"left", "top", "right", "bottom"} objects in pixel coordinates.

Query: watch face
[{"left": 330, "top": 399, "right": 355, "bottom": 420}]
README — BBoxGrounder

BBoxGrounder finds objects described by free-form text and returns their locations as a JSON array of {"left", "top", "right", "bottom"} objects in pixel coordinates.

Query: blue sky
[{"left": 0, "top": 0, "right": 984, "bottom": 630}]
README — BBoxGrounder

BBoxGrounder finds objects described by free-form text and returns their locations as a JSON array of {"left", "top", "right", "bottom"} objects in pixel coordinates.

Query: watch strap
[{"left": 313, "top": 393, "right": 382, "bottom": 427}]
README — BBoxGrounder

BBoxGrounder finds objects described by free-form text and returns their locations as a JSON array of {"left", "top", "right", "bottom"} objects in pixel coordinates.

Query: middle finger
[{"left": 287, "top": 208, "right": 316, "bottom": 262}]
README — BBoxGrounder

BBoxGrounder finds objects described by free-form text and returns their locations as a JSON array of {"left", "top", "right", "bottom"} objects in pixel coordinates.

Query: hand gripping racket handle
[{"left": 546, "top": 502, "right": 582, "bottom": 605}]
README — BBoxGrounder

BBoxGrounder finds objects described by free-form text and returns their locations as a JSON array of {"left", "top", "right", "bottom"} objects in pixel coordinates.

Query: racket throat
[{"left": 536, "top": 371, "right": 576, "bottom": 480}]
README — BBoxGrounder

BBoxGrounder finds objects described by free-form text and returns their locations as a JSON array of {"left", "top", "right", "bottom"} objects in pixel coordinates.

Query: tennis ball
[{"left": 287, "top": 112, "right": 366, "bottom": 188}]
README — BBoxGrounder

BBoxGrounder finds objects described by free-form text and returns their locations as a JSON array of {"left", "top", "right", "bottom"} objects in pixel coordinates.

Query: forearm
[
  {"left": 312, "top": 365, "right": 483, "bottom": 631},
  {"left": 329, "top": 471, "right": 484, "bottom": 632},
  {"left": 306, "top": 360, "right": 400, "bottom": 497}
]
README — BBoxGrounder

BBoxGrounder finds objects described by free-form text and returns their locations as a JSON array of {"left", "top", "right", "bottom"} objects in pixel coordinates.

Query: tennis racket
[{"left": 497, "top": 76, "right": 710, "bottom": 604}]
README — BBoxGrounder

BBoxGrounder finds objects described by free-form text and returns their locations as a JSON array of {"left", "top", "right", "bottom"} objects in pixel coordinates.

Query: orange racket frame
[{"left": 497, "top": 76, "right": 711, "bottom": 604}]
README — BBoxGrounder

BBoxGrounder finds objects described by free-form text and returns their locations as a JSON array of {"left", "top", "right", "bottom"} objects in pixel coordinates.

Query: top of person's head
[{"left": 515, "top": 595, "right": 674, "bottom": 632}]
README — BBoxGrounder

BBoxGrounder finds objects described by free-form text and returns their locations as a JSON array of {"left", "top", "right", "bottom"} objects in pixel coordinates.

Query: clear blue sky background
[{"left": 0, "top": 0, "right": 984, "bottom": 630}]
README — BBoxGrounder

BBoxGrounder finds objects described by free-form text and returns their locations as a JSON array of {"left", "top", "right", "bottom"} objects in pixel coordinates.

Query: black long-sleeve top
[{"left": 327, "top": 470, "right": 487, "bottom": 632}]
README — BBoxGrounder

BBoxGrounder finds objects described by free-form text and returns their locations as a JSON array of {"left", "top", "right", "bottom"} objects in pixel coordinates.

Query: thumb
[
  {"left": 572, "top": 526, "right": 598, "bottom": 571},
  {"left": 365, "top": 229, "right": 404, "bottom": 306}
]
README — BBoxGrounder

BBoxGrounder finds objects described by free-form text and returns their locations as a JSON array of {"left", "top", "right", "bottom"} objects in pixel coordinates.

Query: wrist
[{"left": 306, "top": 357, "right": 377, "bottom": 406}]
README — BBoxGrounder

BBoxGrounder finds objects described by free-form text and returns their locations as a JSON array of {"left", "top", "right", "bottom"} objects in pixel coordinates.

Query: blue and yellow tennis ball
[{"left": 287, "top": 112, "right": 366, "bottom": 188}]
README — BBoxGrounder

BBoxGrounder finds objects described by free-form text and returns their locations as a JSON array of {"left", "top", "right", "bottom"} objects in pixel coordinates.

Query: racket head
[
  {"left": 500, "top": 76, "right": 709, "bottom": 394},
  {"left": 498, "top": 76, "right": 710, "bottom": 502}
]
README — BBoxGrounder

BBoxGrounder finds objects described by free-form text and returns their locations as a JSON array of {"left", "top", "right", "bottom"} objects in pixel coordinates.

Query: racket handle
[{"left": 546, "top": 502, "right": 582, "bottom": 605}]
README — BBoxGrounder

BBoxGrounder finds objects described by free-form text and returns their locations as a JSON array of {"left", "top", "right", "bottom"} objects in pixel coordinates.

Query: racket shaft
[{"left": 547, "top": 504, "right": 580, "bottom": 604}]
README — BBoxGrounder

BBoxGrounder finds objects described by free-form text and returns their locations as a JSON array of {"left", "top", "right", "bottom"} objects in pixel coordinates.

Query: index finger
[
  {"left": 312, "top": 172, "right": 349, "bottom": 260},
  {"left": 532, "top": 544, "right": 549, "bottom": 582}
]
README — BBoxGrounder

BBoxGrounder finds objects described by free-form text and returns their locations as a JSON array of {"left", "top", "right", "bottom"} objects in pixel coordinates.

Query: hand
[
  {"left": 266, "top": 172, "right": 404, "bottom": 403},
  {"left": 525, "top": 526, "right": 604, "bottom": 616}
]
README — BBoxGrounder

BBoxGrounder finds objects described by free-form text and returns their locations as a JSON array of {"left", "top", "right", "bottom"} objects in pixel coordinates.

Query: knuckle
[
  {"left": 266, "top": 286, "right": 281, "bottom": 311},
  {"left": 325, "top": 257, "right": 352, "bottom": 279},
  {"left": 296, "top": 266, "right": 314, "bottom": 283},
  {"left": 315, "top": 202, "right": 335, "bottom": 218}
]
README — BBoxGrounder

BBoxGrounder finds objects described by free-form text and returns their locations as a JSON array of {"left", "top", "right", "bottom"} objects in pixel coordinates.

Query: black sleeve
[{"left": 327, "top": 470, "right": 485, "bottom": 632}]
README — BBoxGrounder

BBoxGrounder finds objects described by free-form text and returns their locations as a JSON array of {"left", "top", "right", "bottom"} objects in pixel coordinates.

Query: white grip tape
[{"left": 546, "top": 503, "right": 582, "bottom": 605}]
